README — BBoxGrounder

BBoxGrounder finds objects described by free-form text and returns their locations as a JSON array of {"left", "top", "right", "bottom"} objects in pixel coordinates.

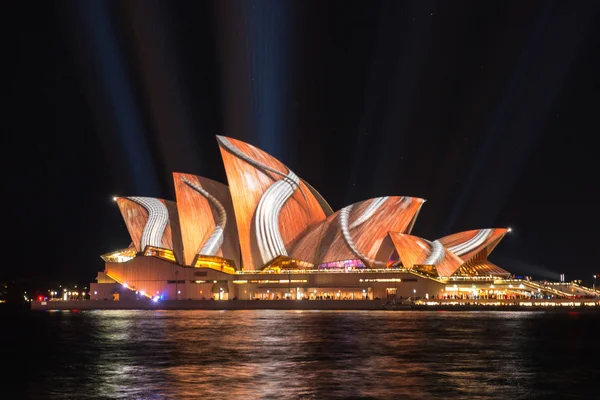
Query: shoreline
[{"left": 29, "top": 299, "right": 600, "bottom": 312}]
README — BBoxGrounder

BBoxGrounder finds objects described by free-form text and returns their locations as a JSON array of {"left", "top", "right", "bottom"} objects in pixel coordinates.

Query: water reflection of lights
[{"left": 47, "top": 310, "right": 598, "bottom": 398}]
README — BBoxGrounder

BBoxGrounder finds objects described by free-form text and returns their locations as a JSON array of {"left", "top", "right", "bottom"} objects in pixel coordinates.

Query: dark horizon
[{"left": 6, "top": 1, "right": 600, "bottom": 285}]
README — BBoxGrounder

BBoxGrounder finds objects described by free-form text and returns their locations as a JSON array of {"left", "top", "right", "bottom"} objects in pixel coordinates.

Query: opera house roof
[{"left": 107, "top": 136, "right": 510, "bottom": 278}]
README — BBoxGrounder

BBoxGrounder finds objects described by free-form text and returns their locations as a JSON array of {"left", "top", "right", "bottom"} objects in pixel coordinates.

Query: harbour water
[{"left": 1, "top": 309, "right": 598, "bottom": 399}]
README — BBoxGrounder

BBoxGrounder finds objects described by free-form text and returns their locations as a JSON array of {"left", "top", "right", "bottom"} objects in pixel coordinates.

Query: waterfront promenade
[{"left": 30, "top": 297, "right": 599, "bottom": 311}]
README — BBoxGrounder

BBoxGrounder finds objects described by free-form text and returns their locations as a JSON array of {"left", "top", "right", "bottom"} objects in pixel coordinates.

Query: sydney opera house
[{"left": 91, "top": 136, "right": 516, "bottom": 303}]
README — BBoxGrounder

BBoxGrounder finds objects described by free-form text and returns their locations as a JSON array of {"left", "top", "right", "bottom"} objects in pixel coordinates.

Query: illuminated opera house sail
[{"left": 93, "top": 136, "right": 513, "bottom": 302}]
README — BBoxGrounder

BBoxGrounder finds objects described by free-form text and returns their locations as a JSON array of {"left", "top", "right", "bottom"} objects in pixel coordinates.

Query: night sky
[{"left": 7, "top": 1, "right": 600, "bottom": 285}]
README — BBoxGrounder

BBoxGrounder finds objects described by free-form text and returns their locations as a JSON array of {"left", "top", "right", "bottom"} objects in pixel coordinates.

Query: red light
[{"left": 37, "top": 296, "right": 43, "bottom": 301}]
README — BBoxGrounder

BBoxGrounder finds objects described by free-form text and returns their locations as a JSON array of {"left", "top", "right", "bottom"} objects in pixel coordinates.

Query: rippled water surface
[{"left": 1, "top": 310, "right": 598, "bottom": 399}]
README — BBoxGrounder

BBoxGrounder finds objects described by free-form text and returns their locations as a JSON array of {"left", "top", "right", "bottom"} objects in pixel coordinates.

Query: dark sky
[{"left": 7, "top": 1, "right": 600, "bottom": 285}]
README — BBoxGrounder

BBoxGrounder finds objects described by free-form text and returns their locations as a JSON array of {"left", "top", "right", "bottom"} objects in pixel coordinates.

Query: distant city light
[
  {"left": 122, "top": 283, "right": 128, "bottom": 288},
  {"left": 152, "top": 296, "right": 159, "bottom": 302},
  {"left": 112, "top": 196, "right": 118, "bottom": 201},
  {"left": 507, "top": 227, "right": 512, "bottom": 232}
]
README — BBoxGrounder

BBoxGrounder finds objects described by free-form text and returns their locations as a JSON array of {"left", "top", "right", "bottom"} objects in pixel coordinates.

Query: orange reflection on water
[{"left": 25, "top": 309, "right": 599, "bottom": 399}]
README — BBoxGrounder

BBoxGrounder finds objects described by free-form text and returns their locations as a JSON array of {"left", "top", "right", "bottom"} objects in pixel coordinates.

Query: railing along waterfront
[
  {"left": 544, "top": 281, "right": 600, "bottom": 295},
  {"left": 247, "top": 268, "right": 411, "bottom": 274},
  {"left": 414, "top": 299, "right": 599, "bottom": 307},
  {"left": 236, "top": 270, "right": 598, "bottom": 298}
]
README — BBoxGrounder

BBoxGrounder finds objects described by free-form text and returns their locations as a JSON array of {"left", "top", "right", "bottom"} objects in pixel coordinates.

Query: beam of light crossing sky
[{"left": 75, "top": 0, "right": 159, "bottom": 195}]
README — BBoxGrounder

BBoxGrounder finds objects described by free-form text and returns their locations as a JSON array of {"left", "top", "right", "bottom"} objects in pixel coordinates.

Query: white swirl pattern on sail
[
  {"left": 349, "top": 196, "right": 388, "bottom": 229},
  {"left": 181, "top": 176, "right": 227, "bottom": 256},
  {"left": 217, "top": 136, "right": 302, "bottom": 263},
  {"left": 217, "top": 136, "right": 307, "bottom": 203},
  {"left": 447, "top": 229, "right": 492, "bottom": 257},
  {"left": 423, "top": 240, "right": 445, "bottom": 265},
  {"left": 254, "top": 172, "right": 300, "bottom": 262},
  {"left": 127, "top": 197, "right": 168, "bottom": 250},
  {"left": 339, "top": 197, "right": 404, "bottom": 267}
]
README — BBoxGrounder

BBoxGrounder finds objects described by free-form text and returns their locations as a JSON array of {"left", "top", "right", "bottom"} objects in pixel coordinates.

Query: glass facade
[{"left": 318, "top": 259, "right": 366, "bottom": 271}]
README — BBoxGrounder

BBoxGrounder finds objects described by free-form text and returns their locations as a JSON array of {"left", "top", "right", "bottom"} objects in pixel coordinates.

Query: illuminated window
[{"left": 318, "top": 259, "right": 366, "bottom": 271}]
